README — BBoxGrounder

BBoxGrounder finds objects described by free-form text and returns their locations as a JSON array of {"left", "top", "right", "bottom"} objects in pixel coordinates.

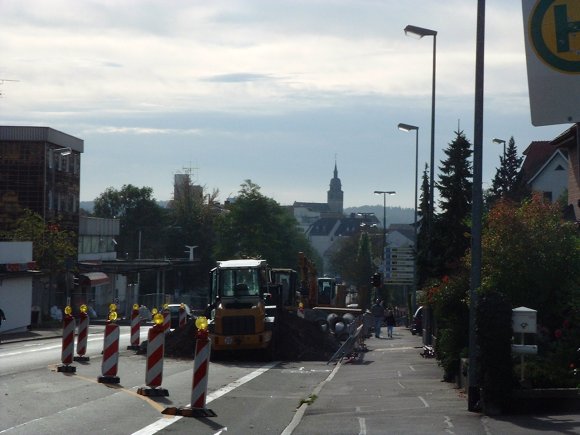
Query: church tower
[{"left": 327, "top": 161, "right": 344, "bottom": 214}]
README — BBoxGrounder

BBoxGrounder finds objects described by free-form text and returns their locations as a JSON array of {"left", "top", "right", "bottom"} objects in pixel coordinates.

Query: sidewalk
[{"left": 291, "top": 326, "right": 580, "bottom": 435}]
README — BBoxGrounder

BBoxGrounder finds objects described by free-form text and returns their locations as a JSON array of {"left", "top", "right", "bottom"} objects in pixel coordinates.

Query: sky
[{"left": 0, "top": 0, "right": 570, "bottom": 209}]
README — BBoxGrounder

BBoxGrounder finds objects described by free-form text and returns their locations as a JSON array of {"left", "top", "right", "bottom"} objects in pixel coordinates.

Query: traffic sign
[{"left": 522, "top": 0, "right": 580, "bottom": 126}]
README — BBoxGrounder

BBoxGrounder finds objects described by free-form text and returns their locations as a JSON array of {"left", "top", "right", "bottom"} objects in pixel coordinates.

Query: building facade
[{"left": 0, "top": 126, "right": 83, "bottom": 234}]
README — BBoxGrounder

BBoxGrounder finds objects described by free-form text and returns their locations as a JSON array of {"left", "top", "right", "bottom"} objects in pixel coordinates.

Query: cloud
[
  {"left": 202, "top": 73, "right": 274, "bottom": 83},
  {"left": 84, "top": 126, "right": 203, "bottom": 136}
]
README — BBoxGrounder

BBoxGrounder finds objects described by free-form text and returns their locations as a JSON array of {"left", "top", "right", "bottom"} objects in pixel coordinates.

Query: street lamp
[
  {"left": 373, "top": 190, "right": 396, "bottom": 263},
  {"left": 398, "top": 123, "right": 419, "bottom": 311},
  {"left": 492, "top": 138, "right": 506, "bottom": 158},
  {"left": 404, "top": 24, "right": 437, "bottom": 263}
]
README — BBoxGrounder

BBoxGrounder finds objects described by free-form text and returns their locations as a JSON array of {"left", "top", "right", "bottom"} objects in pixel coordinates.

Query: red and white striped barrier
[
  {"left": 98, "top": 322, "right": 120, "bottom": 384},
  {"left": 74, "top": 310, "right": 90, "bottom": 362},
  {"left": 163, "top": 307, "right": 171, "bottom": 333},
  {"left": 162, "top": 317, "right": 216, "bottom": 417},
  {"left": 58, "top": 310, "right": 76, "bottom": 373},
  {"left": 137, "top": 323, "right": 168, "bottom": 396},
  {"left": 127, "top": 305, "right": 141, "bottom": 351},
  {"left": 178, "top": 305, "right": 187, "bottom": 329},
  {"left": 191, "top": 330, "right": 211, "bottom": 409}
]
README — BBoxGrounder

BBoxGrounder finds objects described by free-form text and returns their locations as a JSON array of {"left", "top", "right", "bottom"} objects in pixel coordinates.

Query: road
[{"left": 0, "top": 325, "right": 330, "bottom": 434}]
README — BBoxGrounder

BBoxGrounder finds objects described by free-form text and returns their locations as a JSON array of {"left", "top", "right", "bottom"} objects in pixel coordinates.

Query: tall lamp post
[
  {"left": 404, "top": 24, "right": 437, "bottom": 260},
  {"left": 398, "top": 123, "right": 419, "bottom": 310},
  {"left": 492, "top": 137, "right": 506, "bottom": 158},
  {"left": 373, "top": 191, "right": 396, "bottom": 265}
]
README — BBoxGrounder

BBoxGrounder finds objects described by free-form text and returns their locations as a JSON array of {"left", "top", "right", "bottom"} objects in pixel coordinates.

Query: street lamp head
[
  {"left": 492, "top": 138, "right": 506, "bottom": 145},
  {"left": 398, "top": 123, "right": 419, "bottom": 132},
  {"left": 374, "top": 190, "right": 396, "bottom": 195},
  {"left": 404, "top": 24, "right": 437, "bottom": 38},
  {"left": 54, "top": 147, "right": 72, "bottom": 156}
]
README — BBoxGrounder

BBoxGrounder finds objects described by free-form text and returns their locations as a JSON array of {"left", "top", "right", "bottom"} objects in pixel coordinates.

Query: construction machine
[{"left": 207, "top": 259, "right": 278, "bottom": 352}]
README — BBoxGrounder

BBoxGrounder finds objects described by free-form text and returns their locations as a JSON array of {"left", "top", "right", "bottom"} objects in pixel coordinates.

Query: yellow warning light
[
  {"left": 153, "top": 312, "right": 164, "bottom": 325},
  {"left": 64, "top": 305, "right": 72, "bottom": 315},
  {"left": 180, "top": 303, "right": 185, "bottom": 310},
  {"left": 80, "top": 304, "right": 88, "bottom": 314},
  {"left": 109, "top": 311, "right": 118, "bottom": 321},
  {"left": 163, "top": 303, "right": 169, "bottom": 310},
  {"left": 298, "top": 302, "right": 304, "bottom": 309},
  {"left": 151, "top": 307, "right": 158, "bottom": 315},
  {"left": 195, "top": 316, "right": 208, "bottom": 331},
  {"left": 133, "top": 303, "right": 139, "bottom": 311},
  {"left": 109, "top": 303, "right": 117, "bottom": 312}
]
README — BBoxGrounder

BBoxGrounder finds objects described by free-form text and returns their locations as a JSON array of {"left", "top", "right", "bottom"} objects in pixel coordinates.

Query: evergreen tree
[
  {"left": 434, "top": 130, "right": 473, "bottom": 274},
  {"left": 416, "top": 164, "right": 431, "bottom": 286},
  {"left": 488, "top": 136, "right": 525, "bottom": 205}
]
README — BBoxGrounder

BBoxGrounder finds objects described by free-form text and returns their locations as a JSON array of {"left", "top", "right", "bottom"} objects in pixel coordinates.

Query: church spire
[{"left": 327, "top": 159, "right": 343, "bottom": 215}]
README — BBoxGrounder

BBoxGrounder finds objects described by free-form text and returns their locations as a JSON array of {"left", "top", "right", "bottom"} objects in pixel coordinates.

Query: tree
[
  {"left": 433, "top": 130, "right": 473, "bottom": 275},
  {"left": 166, "top": 177, "right": 221, "bottom": 288},
  {"left": 416, "top": 164, "right": 431, "bottom": 286},
  {"left": 487, "top": 136, "right": 525, "bottom": 206},
  {"left": 1, "top": 209, "right": 77, "bottom": 307},
  {"left": 93, "top": 184, "right": 165, "bottom": 259},
  {"left": 481, "top": 195, "right": 580, "bottom": 328},
  {"left": 214, "top": 180, "right": 313, "bottom": 268}
]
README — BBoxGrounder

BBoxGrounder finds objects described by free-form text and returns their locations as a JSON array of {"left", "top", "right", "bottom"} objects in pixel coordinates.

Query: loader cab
[
  {"left": 209, "top": 259, "right": 271, "bottom": 310},
  {"left": 317, "top": 277, "right": 336, "bottom": 306},
  {"left": 272, "top": 268, "right": 298, "bottom": 308}
]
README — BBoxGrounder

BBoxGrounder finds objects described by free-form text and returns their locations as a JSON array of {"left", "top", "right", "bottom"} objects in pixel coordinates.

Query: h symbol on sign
[{"left": 555, "top": 4, "right": 580, "bottom": 53}]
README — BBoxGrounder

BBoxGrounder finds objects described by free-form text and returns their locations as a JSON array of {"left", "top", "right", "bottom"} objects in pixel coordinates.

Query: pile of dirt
[
  {"left": 273, "top": 310, "right": 340, "bottom": 361},
  {"left": 161, "top": 311, "right": 341, "bottom": 361},
  {"left": 164, "top": 321, "right": 198, "bottom": 358}
]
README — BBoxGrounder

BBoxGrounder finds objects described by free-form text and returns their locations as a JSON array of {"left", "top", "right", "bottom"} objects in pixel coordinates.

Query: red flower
[{"left": 554, "top": 329, "right": 563, "bottom": 339}]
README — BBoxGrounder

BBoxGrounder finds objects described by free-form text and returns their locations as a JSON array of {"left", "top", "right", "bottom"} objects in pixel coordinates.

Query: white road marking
[
  {"left": 132, "top": 361, "right": 279, "bottom": 435},
  {"left": 397, "top": 381, "right": 406, "bottom": 389},
  {"left": 418, "top": 396, "right": 429, "bottom": 408},
  {"left": 409, "top": 365, "right": 416, "bottom": 371},
  {"left": 358, "top": 417, "right": 367, "bottom": 435}
]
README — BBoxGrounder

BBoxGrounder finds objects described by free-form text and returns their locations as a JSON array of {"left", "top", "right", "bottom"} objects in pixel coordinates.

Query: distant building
[
  {"left": 293, "top": 162, "right": 344, "bottom": 231},
  {"left": 0, "top": 126, "right": 83, "bottom": 234},
  {"left": 0, "top": 242, "right": 39, "bottom": 332},
  {"left": 550, "top": 124, "right": 580, "bottom": 221},
  {"left": 521, "top": 141, "right": 568, "bottom": 203}
]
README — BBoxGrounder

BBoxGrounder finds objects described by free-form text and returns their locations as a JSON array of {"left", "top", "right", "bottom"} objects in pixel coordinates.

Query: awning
[{"left": 80, "top": 272, "right": 110, "bottom": 286}]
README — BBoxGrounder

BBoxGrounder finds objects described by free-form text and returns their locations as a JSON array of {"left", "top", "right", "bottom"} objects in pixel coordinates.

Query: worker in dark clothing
[{"left": 370, "top": 299, "right": 385, "bottom": 338}]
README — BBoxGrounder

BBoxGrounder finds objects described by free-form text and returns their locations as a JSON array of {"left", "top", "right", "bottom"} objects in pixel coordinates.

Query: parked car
[
  {"left": 166, "top": 303, "right": 192, "bottom": 329},
  {"left": 411, "top": 306, "right": 423, "bottom": 335}
]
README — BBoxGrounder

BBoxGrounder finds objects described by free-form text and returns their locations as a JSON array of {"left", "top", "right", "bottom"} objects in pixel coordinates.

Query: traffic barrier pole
[
  {"left": 98, "top": 304, "right": 120, "bottom": 384},
  {"left": 74, "top": 304, "right": 90, "bottom": 362},
  {"left": 178, "top": 303, "right": 187, "bottom": 329},
  {"left": 138, "top": 313, "right": 168, "bottom": 396},
  {"left": 162, "top": 316, "right": 216, "bottom": 417},
  {"left": 58, "top": 305, "right": 76, "bottom": 373},
  {"left": 127, "top": 304, "right": 141, "bottom": 351},
  {"left": 162, "top": 305, "right": 171, "bottom": 333}
]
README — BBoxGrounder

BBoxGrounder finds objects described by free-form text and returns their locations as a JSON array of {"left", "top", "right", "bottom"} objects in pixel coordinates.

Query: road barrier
[
  {"left": 162, "top": 316, "right": 216, "bottom": 418},
  {"left": 98, "top": 305, "right": 120, "bottom": 384},
  {"left": 74, "top": 305, "right": 90, "bottom": 362},
  {"left": 127, "top": 304, "right": 141, "bottom": 351},
  {"left": 58, "top": 306, "right": 76, "bottom": 373},
  {"left": 327, "top": 313, "right": 366, "bottom": 364},
  {"left": 138, "top": 314, "right": 168, "bottom": 397},
  {"left": 163, "top": 306, "right": 170, "bottom": 333},
  {"left": 178, "top": 304, "right": 187, "bottom": 329}
]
